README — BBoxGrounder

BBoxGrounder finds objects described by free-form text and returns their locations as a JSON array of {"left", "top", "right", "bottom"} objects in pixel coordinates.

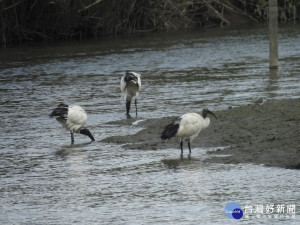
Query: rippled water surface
[{"left": 1, "top": 25, "right": 300, "bottom": 224}]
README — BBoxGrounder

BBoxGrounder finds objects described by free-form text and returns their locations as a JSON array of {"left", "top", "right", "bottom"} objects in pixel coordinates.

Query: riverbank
[
  {"left": 103, "top": 98, "right": 300, "bottom": 169},
  {"left": 2, "top": 0, "right": 299, "bottom": 45}
]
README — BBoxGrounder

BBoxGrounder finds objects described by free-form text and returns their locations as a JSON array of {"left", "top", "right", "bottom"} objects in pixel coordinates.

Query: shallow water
[{"left": 1, "top": 24, "right": 300, "bottom": 224}]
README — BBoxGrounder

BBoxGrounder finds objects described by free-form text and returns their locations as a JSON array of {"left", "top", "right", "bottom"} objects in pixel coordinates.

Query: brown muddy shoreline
[{"left": 103, "top": 98, "right": 300, "bottom": 169}]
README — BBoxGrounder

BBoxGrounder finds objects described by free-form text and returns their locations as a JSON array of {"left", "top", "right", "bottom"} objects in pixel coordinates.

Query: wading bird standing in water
[
  {"left": 161, "top": 109, "right": 217, "bottom": 157},
  {"left": 120, "top": 71, "right": 141, "bottom": 117},
  {"left": 49, "top": 103, "right": 95, "bottom": 146}
]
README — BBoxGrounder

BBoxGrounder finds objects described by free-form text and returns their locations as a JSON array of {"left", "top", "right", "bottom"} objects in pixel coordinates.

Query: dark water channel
[{"left": 1, "top": 25, "right": 300, "bottom": 224}]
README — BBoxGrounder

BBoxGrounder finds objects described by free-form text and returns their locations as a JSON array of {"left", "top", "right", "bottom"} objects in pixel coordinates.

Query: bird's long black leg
[
  {"left": 180, "top": 140, "right": 183, "bottom": 157},
  {"left": 126, "top": 99, "right": 131, "bottom": 118},
  {"left": 188, "top": 141, "right": 191, "bottom": 158},
  {"left": 70, "top": 130, "right": 74, "bottom": 146},
  {"left": 135, "top": 99, "right": 137, "bottom": 117}
]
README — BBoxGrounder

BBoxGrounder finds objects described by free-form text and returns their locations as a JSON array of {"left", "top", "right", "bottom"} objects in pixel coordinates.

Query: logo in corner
[{"left": 225, "top": 202, "right": 243, "bottom": 219}]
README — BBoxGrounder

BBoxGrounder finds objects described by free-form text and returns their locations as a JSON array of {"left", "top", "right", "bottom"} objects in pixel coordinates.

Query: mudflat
[{"left": 103, "top": 98, "right": 300, "bottom": 169}]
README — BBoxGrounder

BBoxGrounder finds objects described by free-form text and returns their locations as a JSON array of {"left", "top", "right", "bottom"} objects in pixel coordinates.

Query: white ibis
[
  {"left": 49, "top": 103, "right": 95, "bottom": 146},
  {"left": 120, "top": 71, "right": 141, "bottom": 117},
  {"left": 161, "top": 109, "right": 217, "bottom": 157}
]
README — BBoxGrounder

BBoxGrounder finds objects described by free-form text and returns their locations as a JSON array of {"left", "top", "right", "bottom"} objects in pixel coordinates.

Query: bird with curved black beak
[
  {"left": 120, "top": 71, "right": 141, "bottom": 117},
  {"left": 49, "top": 103, "right": 95, "bottom": 146},
  {"left": 161, "top": 109, "right": 217, "bottom": 157}
]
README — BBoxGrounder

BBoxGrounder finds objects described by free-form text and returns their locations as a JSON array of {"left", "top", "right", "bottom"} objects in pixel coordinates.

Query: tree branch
[
  {"left": 202, "top": 0, "right": 230, "bottom": 25},
  {"left": 79, "top": 0, "right": 104, "bottom": 13},
  {"left": 3, "top": 0, "right": 23, "bottom": 11}
]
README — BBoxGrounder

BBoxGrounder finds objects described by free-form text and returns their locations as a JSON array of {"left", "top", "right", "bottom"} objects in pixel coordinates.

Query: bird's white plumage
[
  {"left": 65, "top": 105, "right": 87, "bottom": 132},
  {"left": 120, "top": 72, "right": 141, "bottom": 100},
  {"left": 161, "top": 109, "right": 216, "bottom": 156},
  {"left": 176, "top": 113, "right": 210, "bottom": 141},
  {"left": 50, "top": 103, "right": 94, "bottom": 146}
]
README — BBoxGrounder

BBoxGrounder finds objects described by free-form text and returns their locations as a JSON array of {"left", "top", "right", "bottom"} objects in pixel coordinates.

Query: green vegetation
[{"left": 1, "top": 0, "right": 299, "bottom": 45}]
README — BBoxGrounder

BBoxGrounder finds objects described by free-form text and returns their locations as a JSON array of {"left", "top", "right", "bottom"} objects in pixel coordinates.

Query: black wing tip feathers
[
  {"left": 49, "top": 103, "right": 68, "bottom": 118},
  {"left": 57, "top": 103, "right": 68, "bottom": 108},
  {"left": 161, "top": 122, "right": 179, "bottom": 140}
]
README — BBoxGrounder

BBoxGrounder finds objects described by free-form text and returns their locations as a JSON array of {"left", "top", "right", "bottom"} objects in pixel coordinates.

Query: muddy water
[{"left": 1, "top": 25, "right": 300, "bottom": 224}]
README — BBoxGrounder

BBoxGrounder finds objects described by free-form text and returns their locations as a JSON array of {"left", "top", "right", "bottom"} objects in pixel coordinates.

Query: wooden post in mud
[{"left": 269, "top": 0, "right": 278, "bottom": 69}]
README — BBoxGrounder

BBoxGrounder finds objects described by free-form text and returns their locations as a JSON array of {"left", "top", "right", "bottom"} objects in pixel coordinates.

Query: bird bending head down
[
  {"left": 120, "top": 71, "right": 141, "bottom": 117},
  {"left": 49, "top": 103, "right": 95, "bottom": 146},
  {"left": 161, "top": 109, "right": 217, "bottom": 157}
]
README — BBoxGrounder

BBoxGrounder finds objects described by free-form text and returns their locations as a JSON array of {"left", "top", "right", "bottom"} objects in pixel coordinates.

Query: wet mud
[{"left": 103, "top": 98, "right": 300, "bottom": 169}]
